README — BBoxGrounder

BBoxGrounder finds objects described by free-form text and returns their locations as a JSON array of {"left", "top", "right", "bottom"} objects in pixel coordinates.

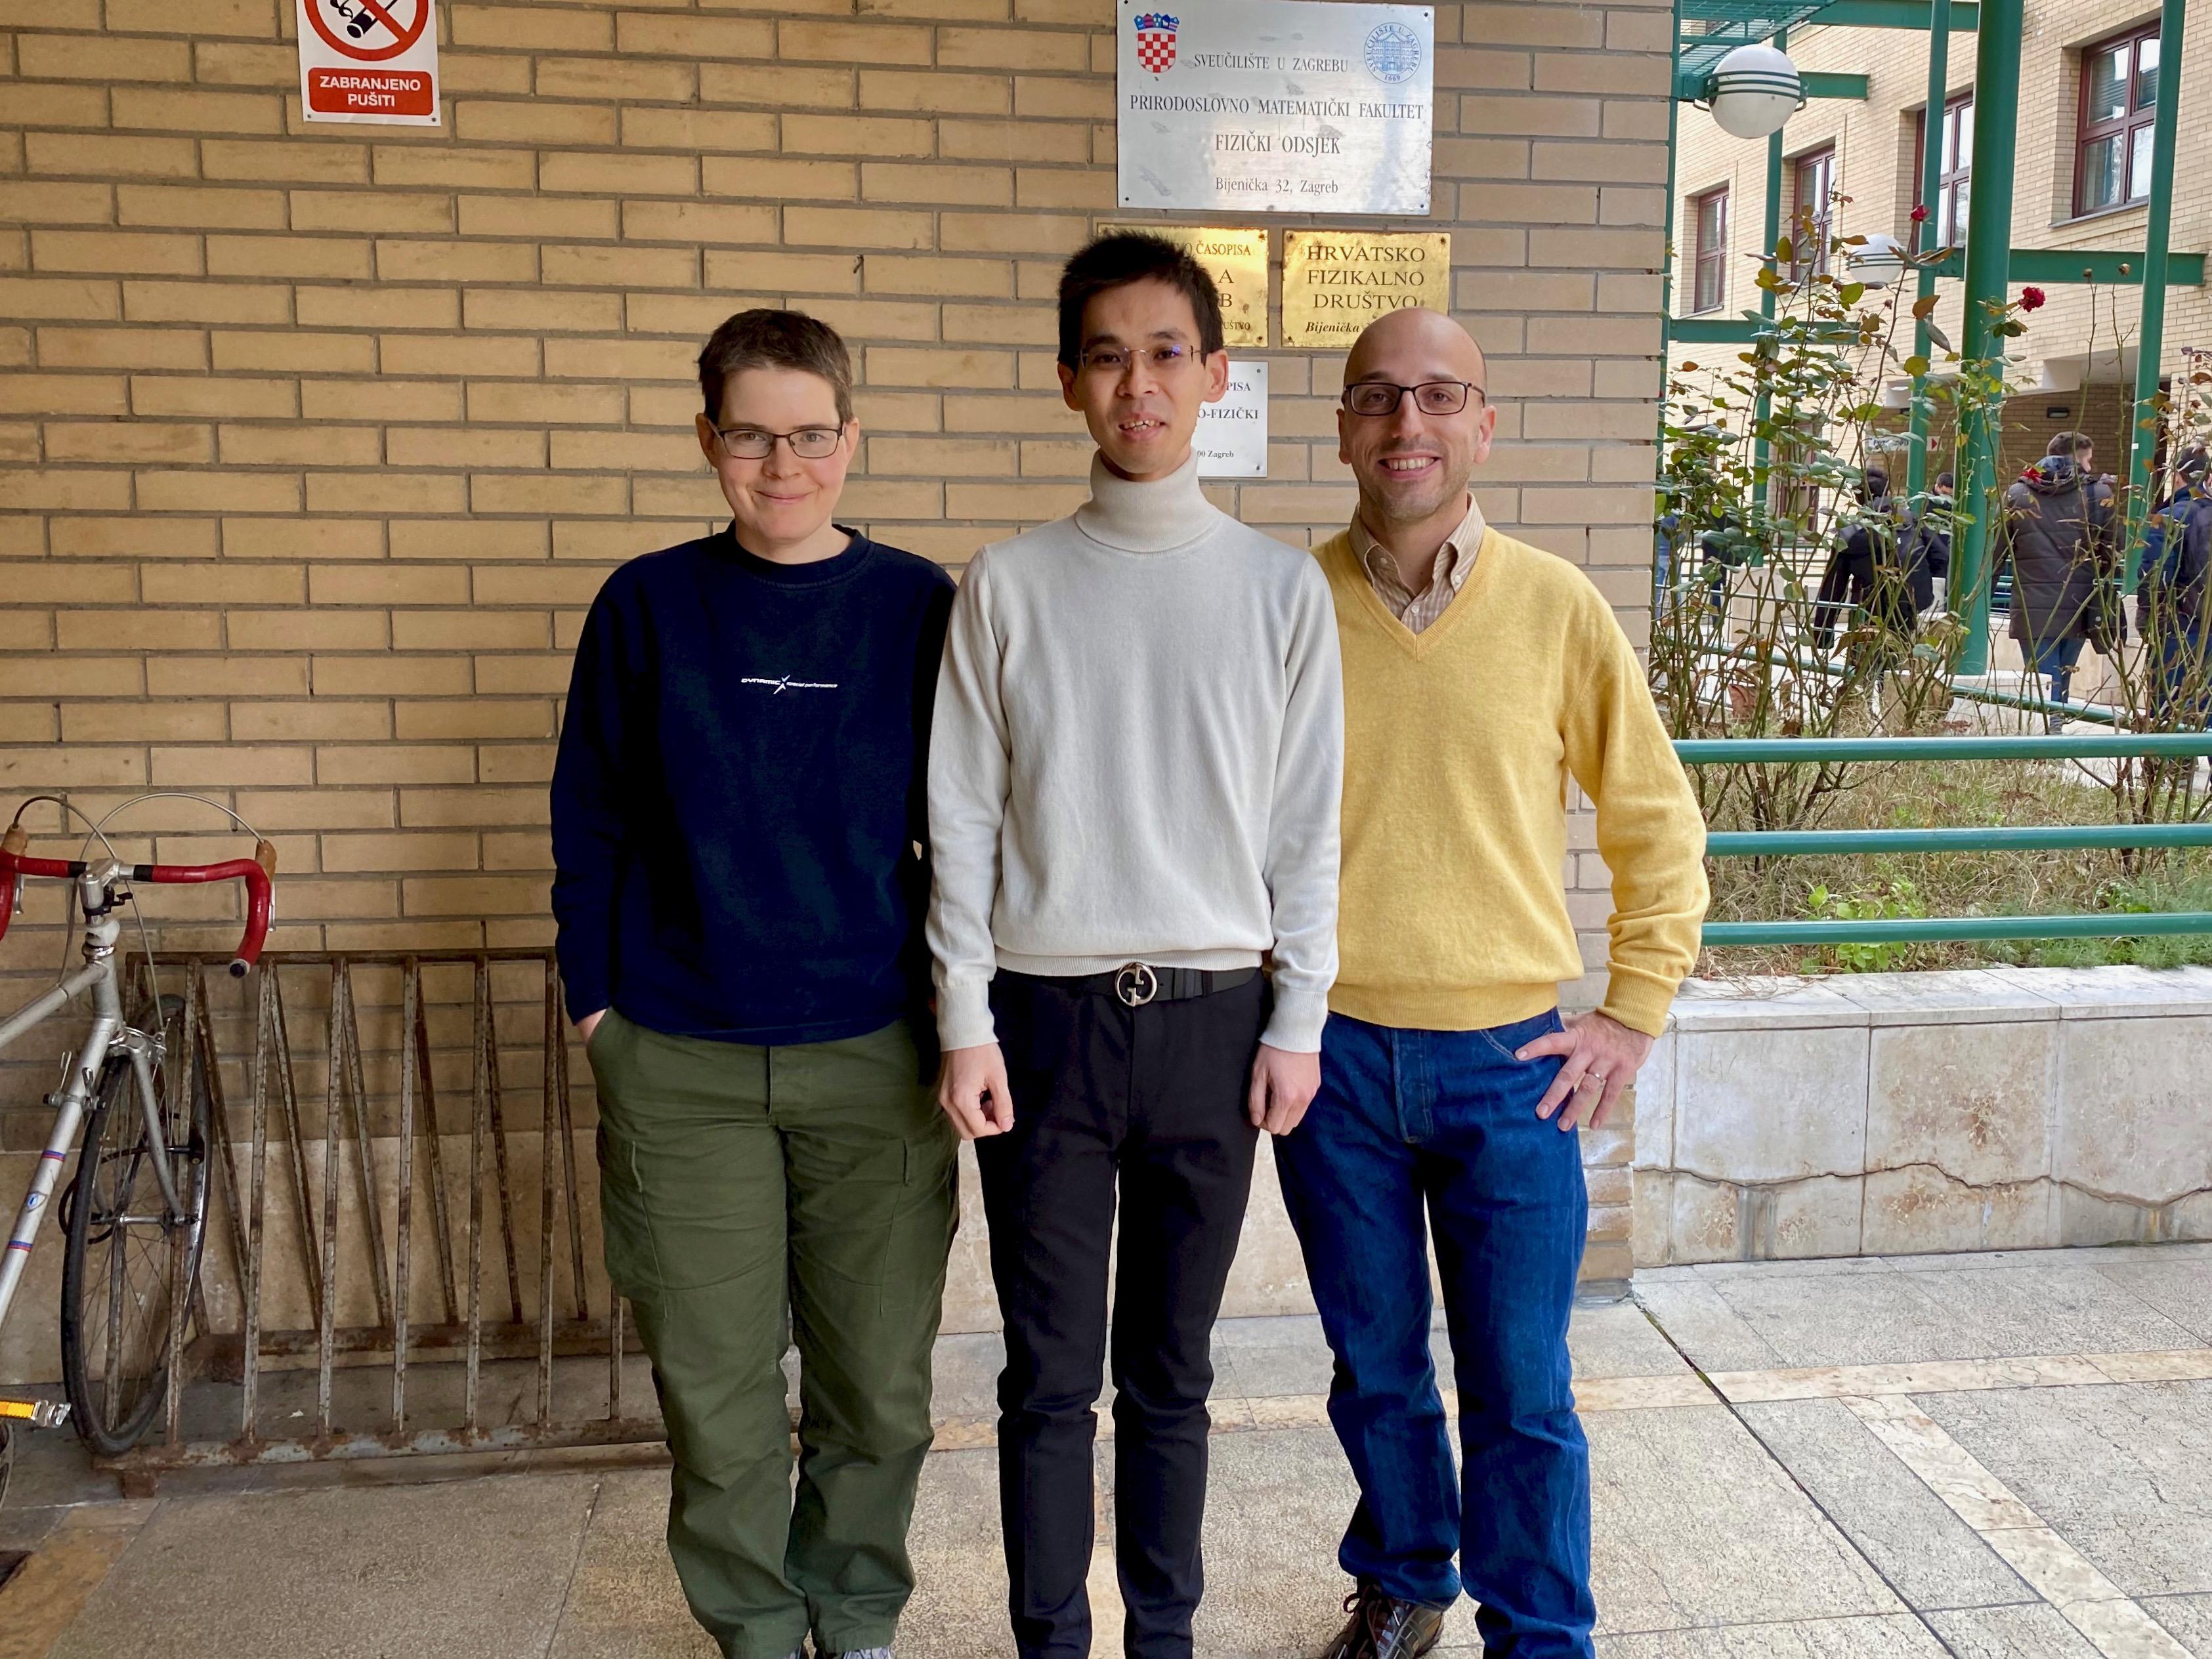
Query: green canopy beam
[
  {"left": 1905, "top": 0, "right": 1951, "bottom": 501},
  {"left": 1924, "top": 249, "right": 2205, "bottom": 285},
  {"left": 2128, "top": 0, "right": 2187, "bottom": 585},
  {"left": 1803, "top": 0, "right": 1978, "bottom": 25}
]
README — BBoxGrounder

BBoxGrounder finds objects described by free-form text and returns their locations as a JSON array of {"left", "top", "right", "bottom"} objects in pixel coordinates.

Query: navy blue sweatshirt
[{"left": 550, "top": 527, "right": 954, "bottom": 1046}]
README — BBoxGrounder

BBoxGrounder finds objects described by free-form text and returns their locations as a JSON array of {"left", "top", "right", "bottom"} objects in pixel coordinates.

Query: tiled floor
[{"left": 3, "top": 1240, "right": 2210, "bottom": 1658}]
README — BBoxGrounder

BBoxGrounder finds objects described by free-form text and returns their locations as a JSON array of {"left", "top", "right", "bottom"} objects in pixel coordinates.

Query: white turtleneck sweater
[{"left": 927, "top": 453, "right": 1344, "bottom": 1055}]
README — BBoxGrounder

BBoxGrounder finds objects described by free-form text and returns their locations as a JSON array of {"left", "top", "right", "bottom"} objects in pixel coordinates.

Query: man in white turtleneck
[{"left": 927, "top": 232, "right": 1343, "bottom": 1659}]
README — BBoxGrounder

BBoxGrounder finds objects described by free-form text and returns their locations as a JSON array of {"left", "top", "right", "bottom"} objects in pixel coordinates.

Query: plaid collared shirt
[{"left": 1351, "top": 497, "right": 1486, "bottom": 635}]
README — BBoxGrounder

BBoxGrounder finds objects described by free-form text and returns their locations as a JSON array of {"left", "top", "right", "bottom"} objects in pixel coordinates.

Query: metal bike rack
[{"left": 106, "top": 949, "right": 661, "bottom": 1479}]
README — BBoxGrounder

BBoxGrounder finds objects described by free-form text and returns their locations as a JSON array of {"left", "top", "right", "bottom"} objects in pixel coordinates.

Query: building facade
[{"left": 1670, "top": 3, "right": 2209, "bottom": 479}]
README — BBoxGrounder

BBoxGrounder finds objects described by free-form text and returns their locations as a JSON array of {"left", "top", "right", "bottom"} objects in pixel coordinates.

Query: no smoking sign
[{"left": 296, "top": 0, "right": 440, "bottom": 125}]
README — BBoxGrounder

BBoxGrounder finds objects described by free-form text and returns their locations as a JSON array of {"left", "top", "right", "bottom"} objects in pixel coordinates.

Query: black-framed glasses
[
  {"left": 1078, "top": 343, "right": 1197, "bottom": 375},
  {"left": 713, "top": 424, "right": 844, "bottom": 460},
  {"left": 1340, "top": 380, "right": 1485, "bottom": 417}
]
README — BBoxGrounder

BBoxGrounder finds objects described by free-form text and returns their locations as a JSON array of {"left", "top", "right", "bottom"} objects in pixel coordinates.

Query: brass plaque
[
  {"left": 1103, "top": 223, "right": 1269, "bottom": 347},
  {"left": 1281, "top": 231, "right": 1451, "bottom": 350}
]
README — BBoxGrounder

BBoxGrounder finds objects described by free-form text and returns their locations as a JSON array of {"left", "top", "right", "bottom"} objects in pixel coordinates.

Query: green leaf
[
  {"left": 1839, "top": 282, "right": 1866, "bottom": 306},
  {"left": 1902, "top": 354, "right": 1930, "bottom": 377},
  {"left": 1912, "top": 293, "right": 1940, "bottom": 320}
]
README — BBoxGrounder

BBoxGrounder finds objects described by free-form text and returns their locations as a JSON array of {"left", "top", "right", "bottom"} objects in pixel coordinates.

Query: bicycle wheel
[{"left": 60, "top": 994, "right": 211, "bottom": 1457}]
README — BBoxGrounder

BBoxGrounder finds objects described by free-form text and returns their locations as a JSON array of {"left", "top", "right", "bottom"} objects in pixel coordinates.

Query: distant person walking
[{"left": 2002, "top": 442, "right": 2119, "bottom": 728}]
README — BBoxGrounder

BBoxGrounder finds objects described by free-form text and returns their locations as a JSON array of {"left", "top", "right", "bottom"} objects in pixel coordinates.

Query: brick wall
[
  {"left": 1, "top": 0, "right": 1674, "bottom": 1287},
  {"left": 1669, "top": 4, "right": 2211, "bottom": 454}
]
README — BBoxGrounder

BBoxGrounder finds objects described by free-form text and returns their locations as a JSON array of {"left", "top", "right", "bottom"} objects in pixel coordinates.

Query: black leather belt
[{"left": 1029, "top": 963, "right": 1260, "bottom": 1009}]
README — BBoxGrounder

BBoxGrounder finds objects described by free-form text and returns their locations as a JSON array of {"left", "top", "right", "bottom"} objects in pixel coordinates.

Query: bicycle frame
[{"left": 0, "top": 867, "right": 177, "bottom": 1335}]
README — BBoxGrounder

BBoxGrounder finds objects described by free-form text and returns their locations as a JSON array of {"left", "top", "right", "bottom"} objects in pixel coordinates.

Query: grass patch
[{"left": 1697, "top": 755, "right": 2212, "bottom": 976}]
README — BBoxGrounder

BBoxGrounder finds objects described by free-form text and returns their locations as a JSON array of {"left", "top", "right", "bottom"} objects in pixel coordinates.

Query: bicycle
[{"left": 0, "top": 794, "right": 274, "bottom": 1481}]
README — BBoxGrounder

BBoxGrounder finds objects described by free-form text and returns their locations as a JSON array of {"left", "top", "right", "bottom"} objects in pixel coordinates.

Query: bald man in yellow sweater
[{"left": 1277, "top": 308, "right": 1707, "bottom": 1659}]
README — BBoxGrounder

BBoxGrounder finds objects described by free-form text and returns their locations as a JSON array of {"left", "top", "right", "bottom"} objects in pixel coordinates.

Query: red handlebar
[{"left": 0, "top": 826, "right": 277, "bottom": 977}]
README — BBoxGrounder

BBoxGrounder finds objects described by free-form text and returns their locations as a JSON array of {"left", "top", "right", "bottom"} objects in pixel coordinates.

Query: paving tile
[
  {"left": 1193, "top": 1425, "right": 1364, "bottom": 1659},
  {"left": 1926, "top": 1603, "right": 2106, "bottom": 1657},
  {"left": 901, "top": 1448, "right": 1019, "bottom": 1659},
  {"left": 930, "top": 1330, "right": 1006, "bottom": 1423},
  {"left": 49, "top": 1475, "right": 597, "bottom": 1659},
  {"left": 1586, "top": 1405, "right": 1903, "bottom": 1633},
  {"left": 1831, "top": 969, "right": 2063, "bottom": 1025},
  {"left": 2144, "top": 1593, "right": 2212, "bottom": 1658},
  {"left": 1590, "top": 1613, "right": 1950, "bottom": 1656},
  {"left": 1732, "top": 1398, "right": 2035, "bottom": 1611},
  {"left": 1628, "top": 1279, "right": 1787, "bottom": 1372},
  {"left": 1565, "top": 1299, "right": 1695, "bottom": 1381},
  {"left": 1920, "top": 1381, "right": 2212, "bottom": 1601},
  {"left": 547, "top": 1470, "right": 713, "bottom": 1659},
  {"left": 2094, "top": 1259, "right": 2212, "bottom": 1343}
]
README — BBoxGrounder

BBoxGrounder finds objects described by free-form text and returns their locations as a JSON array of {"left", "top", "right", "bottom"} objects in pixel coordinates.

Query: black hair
[
  {"left": 698, "top": 308, "right": 854, "bottom": 424},
  {"left": 1055, "top": 232, "right": 1225, "bottom": 371}
]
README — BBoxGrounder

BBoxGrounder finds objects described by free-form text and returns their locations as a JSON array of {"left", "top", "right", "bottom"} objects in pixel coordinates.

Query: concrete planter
[{"left": 1634, "top": 965, "right": 2212, "bottom": 1265}]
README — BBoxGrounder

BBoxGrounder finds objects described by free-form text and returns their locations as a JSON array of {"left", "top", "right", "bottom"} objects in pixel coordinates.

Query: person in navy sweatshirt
[{"left": 551, "top": 308, "right": 956, "bottom": 1659}]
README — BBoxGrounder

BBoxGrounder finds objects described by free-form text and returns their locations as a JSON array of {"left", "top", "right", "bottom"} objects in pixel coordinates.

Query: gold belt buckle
[{"left": 1115, "top": 962, "right": 1160, "bottom": 1007}]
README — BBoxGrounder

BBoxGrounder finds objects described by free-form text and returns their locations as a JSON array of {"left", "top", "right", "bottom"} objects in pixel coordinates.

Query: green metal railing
[{"left": 1682, "top": 734, "right": 2212, "bottom": 946}]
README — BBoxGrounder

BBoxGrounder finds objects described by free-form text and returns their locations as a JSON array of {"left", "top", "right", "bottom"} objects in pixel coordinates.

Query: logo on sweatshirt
[{"left": 741, "top": 675, "right": 840, "bottom": 695}]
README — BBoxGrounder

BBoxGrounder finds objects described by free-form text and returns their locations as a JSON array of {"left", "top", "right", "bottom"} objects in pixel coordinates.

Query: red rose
[
  {"left": 2020, "top": 287, "right": 2047, "bottom": 310},
  {"left": 1910, "top": 204, "right": 1930, "bottom": 224}
]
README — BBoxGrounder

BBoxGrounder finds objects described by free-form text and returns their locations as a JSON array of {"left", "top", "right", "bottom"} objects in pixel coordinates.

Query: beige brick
[
  {"left": 461, "top": 288, "right": 622, "bottom": 334},
  {"left": 234, "top": 787, "right": 393, "bottom": 830},
  {"left": 537, "top": 55, "right": 696, "bottom": 103},
  {"left": 0, "top": 374, "right": 129, "bottom": 415},
  {"left": 542, "top": 337, "right": 694, "bottom": 382},
  {"left": 191, "top": 39, "right": 297, "bottom": 85},
  {"left": 938, "top": 25, "right": 1086, "bottom": 70},
  {"left": 0, "top": 656, "right": 141, "bottom": 697},
  {"left": 297, "top": 287, "right": 461, "bottom": 333},
  {"left": 870, "top": 435, "right": 1015, "bottom": 476},
  {"left": 448, "top": 3, "right": 612, "bottom": 52},
  {"left": 372, "top": 239, "right": 537, "bottom": 285},
  {"left": 305, "top": 471, "right": 469, "bottom": 514},
  {"left": 387, "top": 427, "right": 545, "bottom": 469},
  {"left": 147, "top": 656, "right": 301, "bottom": 697},
  {"left": 1458, "top": 94, "right": 1600, "bottom": 138},
  {"left": 47, "top": 421, "right": 213, "bottom": 463},
  {"left": 316, "top": 744, "right": 474, "bottom": 786},
  {"left": 402, "top": 874, "right": 549, "bottom": 916},
  {"left": 1013, "top": 169, "right": 1114, "bottom": 210},
  {"left": 864, "top": 162, "right": 1013, "bottom": 206},
  {"left": 312, "top": 655, "right": 473, "bottom": 696},
  {"left": 783, "top": 205, "right": 934, "bottom": 251},
  {"left": 539, "top": 151, "right": 697, "bottom": 198},
  {"left": 0, "top": 0, "right": 100, "bottom": 26},
  {"left": 61, "top": 700, "right": 228, "bottom": 742},
  {"left": 205, "top": 234, "right": 373, "bottom": 281},
  {"left": 1011, "top": 75, "right": 1109, "bottom": 119},
  {"left": 110, "top": 0, "right": 274, "bottom": 31},
  {"left": 872, "top": 346, "right": 1016, "bottom": 388},
  {"left": 782, "top": 112, "right": 934, "bottom": 159},
  {"left": 616, "top": 12, "right": 773, "bottom": 60},
  {"left": 475, "top": 654, "right": 580, "bottom": 695},
  {"left": 698, "top": 249, "right": 861, "bottom": 295},
  {"left": 122, "top": 280, "right": 288, "bottom": 325},
  {"left": 114, "top": 87, "right": 282, "bottom": 135},
  {"left": 18, "top": 33, "right": 191, "bottom": 81},
  {"left": 546, "top": 430, "right": 694, "bottom": 471},
  {"left": 138, "top": 559, "right": 304, "bottom": 605},
  {"left": 289, "top": 191, "right": 454, "bottom": 235},
  {"left": 389, "top": 609, "right": 551, "bottom": 652},
  {"left": 454, "top": 100, "right": 620, "bottom": 148},
  {"left": 545, "top": 243, "right": 698, "bottom": 288},
  {"left": 136, "top": 469, "right": 301, "bottom": 512},
  {"left": 862, "top": 254, "right": 1011, "bottom": 298},
  {"left": 471, "top": 474, "right": 626, "bottom": 516},
  {"left": 0, "top": 182, "right": 117, "bottom": 225},
  {"left": 381, "top": 333, "right": 541, "bottom": 378},
  {"left": 202, "top": 138, "right": 370, "bottom": 185},
  {"left": 620, "top": 201, "right": 780, "bottom": 247},
  {"left": 394, "top": 699, "right": 553, "bottom": 740},
  {"left": 779, "top": 18, "right": 930, "bottom": 64},
  {"left": 131, "top": 375, "right": 297, "bottom": 419},
  {"left": 620, "top": 108, "right": 777, "bottom": 154},
  {"left": 308, "top": 564, "right": 471, "bottom": 606},
  {"left": 225, "top": 608, "right": 385, "bottom": 650},
  {"left": 219, "top": 425, "right": 381, "bottom": 467},
  {"left": 1533, "top": 51, "right": 1667, "bottom": 97},
  {"left": 222, "top": 516, "right": 384, "bottom": 559},
  {"left": 629, "top": 476, "right": 729, "bottom": 518},
  {"left": 469, "top": 566, "right": 614, "bottom": 606},
  {"left": 9, "top": 85, "right": 115, "bottom": 133},
  {"left": 54, "top": 606, "right": 221, "bottom": 650},
  {"left": 33, "top": 230, "right": 202, "bottom": 276},
  {"left": 0, "top": 277, "right": 120, "bottom": 321},
  {"left": 859, "top": 69, "right": 1009, "bottom": 115},
  {"left": 0, "top": 467, "right": 130, "bottom": 511},
  {"left": 698, "top": 63, "right": 854, "bottom": 110},
  {"left": 371, "top": 146, "right": 535, "bottom": 193},
  {"left": 865, "top": 0, "right": 1013, "bottom": 17},
  {"left": 481, "top": 829, "right": 553, "bottom": 869},
  {"left": 50, "top": 515, "right": 220, "bottom": 557},
  {"left": 457, "top": 196, "right": 618, "bottom": 242},
  {"left": 701, "top": 158, "right": 859, "bottom": 202},
  {"left": 114, "top": 184, "right": 286, "bottom": 232},
  {"left": 321, "top": 831, "right": 479, "bottom": 873},
  {"left": 389, "top": 519, "right": 549, "bottom": 561},
  {"left": 208, "top": 329, "right": 375, "bottom": 375},
  {"left": 469, "top": 381, "right": 625, "bottom": 425}
]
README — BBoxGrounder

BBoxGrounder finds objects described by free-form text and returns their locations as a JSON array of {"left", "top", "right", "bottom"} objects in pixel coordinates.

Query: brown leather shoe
[{"left": 1321, "top": 1581, "right": 1448, "bottom": 1659}]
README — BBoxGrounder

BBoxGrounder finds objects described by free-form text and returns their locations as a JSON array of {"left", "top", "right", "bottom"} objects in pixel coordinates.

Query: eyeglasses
[
  {"left": 1340, "top": 381, "right": 1485, "bottom": 418},
  {"left": 713, "top": 425, "right": 844, "bottom": 460},
  {"left": 1077, "top": 343, "right": 1197, "bottom": 375}
]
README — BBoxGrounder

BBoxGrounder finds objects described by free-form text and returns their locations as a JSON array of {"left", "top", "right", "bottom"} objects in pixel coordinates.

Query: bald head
[
  {"left": 1344, "top": 304, "right": 1487, "bottom": 390},
  {"left": 1338, "top": 306, "right": 1495, "bottom": 540}
]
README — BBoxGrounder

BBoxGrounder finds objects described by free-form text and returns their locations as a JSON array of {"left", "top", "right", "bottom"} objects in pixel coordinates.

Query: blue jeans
[
  {"left": 1275, "top": 1010, "right": 1594, "bottom": 1657},
  {"left": 2033, "top": 636, "right": 2085, "bottom": 707}
]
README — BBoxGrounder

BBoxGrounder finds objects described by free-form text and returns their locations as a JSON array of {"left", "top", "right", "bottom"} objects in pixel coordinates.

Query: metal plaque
[
  {"left": 1117, "top": 0, "right": 1434, "bottom": 217},
  {"left": 1281, "top": 230, "right": 1450, "bottom": 350},
  {"left": 1102, "top": 223, "right": 1269, "bottom": 346},
  {"left": 1195, "top": 360, "right": 1267, "bottom": 478}
]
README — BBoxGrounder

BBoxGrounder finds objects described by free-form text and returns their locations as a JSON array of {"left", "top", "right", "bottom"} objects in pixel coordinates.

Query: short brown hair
[
  {"left": 698, "top": 308, "right": 854, "bottom": 425},
  {"left": 1056, "top": 232, "right": 1225, "bottom": 371},
  {"left": 2047, "top": 429, "right": 2095, "bottom": 459}
]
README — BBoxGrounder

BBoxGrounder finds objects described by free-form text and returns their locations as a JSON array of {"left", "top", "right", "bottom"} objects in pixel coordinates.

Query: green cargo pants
[{"left": 587, "top": 1010, "right": 958, "bottom": 1659}]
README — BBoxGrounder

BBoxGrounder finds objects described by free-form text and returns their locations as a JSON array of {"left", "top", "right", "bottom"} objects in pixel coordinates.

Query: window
[
  {"left": 1691, "top": 187, "right": 1729, "bottom": 314},
  {"left": 2075, "top": 23, "right": 2160, "bottom": 216},
  {"left": 1791, "top": 148, "right": 1836, "bottom": 280},
  {"left": 1913, "top": 95, "right": 1973, "bottom": 248}
]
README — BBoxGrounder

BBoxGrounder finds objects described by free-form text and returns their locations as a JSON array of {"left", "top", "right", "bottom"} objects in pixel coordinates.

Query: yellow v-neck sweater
[{"left": 1317, "top": 526, "right": 1707, "bottom": 1038}]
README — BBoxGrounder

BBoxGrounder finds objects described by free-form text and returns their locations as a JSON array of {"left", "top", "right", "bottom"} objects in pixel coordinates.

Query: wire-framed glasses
[
  {"left": 1078, "top": 343, "right": 1197, "bottom": 375},
  {"left": 712, "top": 425, "right": 844, "bottom": 460},
  {"left": 1340, "top": 381, "right": 1485, "bottom": 417}
]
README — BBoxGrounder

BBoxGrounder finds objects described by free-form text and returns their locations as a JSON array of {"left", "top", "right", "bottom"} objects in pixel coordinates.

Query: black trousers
[{"left": 977, "top": 970, "right": 1266, "bottom": 1659}]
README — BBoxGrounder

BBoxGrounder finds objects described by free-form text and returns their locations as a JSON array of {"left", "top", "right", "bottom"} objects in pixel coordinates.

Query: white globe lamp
[
  {"left": 1848, "top": 233, "right": 1909, "bottom": 289},
  {"left": 1703, "top": 43, "right": 1804, "bottom": 140}
]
